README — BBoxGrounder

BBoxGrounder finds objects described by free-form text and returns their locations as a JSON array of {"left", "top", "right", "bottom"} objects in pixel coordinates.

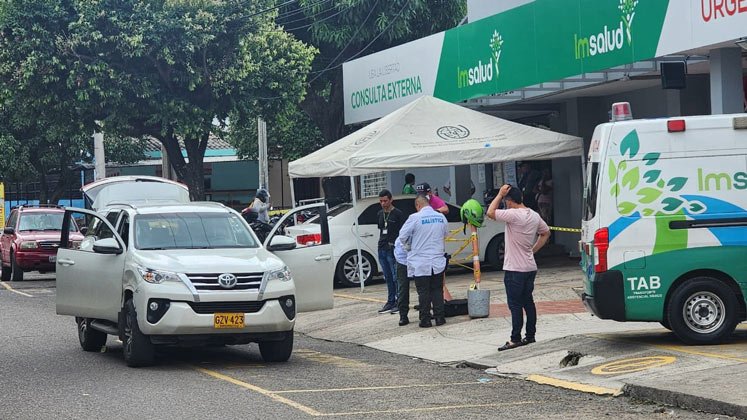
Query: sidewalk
[{"left": 296, "top": 258, "right": 747, "bottom": 418}]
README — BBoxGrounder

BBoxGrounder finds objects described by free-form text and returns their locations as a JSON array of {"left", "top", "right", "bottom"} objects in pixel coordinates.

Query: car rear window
[{"left": 18, "top": 213, "right": 77, "bottom": 232}]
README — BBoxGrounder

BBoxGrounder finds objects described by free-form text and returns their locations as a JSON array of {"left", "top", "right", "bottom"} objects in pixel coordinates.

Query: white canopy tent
[
  {"left": 289, "top": 95, "right": 583, "bottom": 178},
  {"left": 288, "top": 95, "right": 584, "bottom": 290}
]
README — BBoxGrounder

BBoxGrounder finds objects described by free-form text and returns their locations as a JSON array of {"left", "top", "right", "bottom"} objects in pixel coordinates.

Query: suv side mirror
[
  {"left": 3, "top": 227, "right": 14, "bottom": 235},
  {"left": 267, "top": 235, "right": 296, "bottom": 251},
  {"left": 92, "top": 238, "right": 123, "bottom": 255}
]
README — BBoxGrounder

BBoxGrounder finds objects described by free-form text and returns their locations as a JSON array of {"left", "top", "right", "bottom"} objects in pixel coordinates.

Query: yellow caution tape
[{"left": 549, "top": 226, "right": 582, "bottom": 233}]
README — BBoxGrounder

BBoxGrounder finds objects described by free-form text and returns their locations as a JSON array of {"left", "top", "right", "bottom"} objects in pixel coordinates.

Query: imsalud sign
[{"left": 343, "top": 0, "right": 747, "bottom": 125}]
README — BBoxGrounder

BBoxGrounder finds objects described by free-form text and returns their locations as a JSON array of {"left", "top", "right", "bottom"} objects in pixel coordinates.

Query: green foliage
[
  {"left": 271, "top": 0, "right": 466, "bottom": 146},
  {"left": 0, "top": 0, "right": 317, "bottom": 200}
]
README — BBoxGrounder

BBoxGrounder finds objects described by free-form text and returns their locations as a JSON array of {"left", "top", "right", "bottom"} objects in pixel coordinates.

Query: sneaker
[
  {"left": 435, "top": 317, "right": 446, "bottom": 326},
  {"left": 398, "top": 317, "right": 409, "bottom": 326},
  {"left": 390, "top": 307, "right": 399, "bottom": 314},
  {"left": 378, "top": 304, "right": 394, "bottom": 314}
]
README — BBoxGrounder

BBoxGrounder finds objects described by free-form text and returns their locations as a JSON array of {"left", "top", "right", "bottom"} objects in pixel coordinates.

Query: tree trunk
[
  {"left": 301, "top": 71, "right": 347, "bottom": 144},
  {"left": 158, "top": 130, "right": 208, "bottom": 201},
  {"left": 38, "top": 169, "right": 49, "bottom": 205}
]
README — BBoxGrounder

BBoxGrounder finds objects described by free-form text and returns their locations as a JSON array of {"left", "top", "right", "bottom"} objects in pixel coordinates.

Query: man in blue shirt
[{"left": 397, "top": 195, "right": 448, "bottom": 327}]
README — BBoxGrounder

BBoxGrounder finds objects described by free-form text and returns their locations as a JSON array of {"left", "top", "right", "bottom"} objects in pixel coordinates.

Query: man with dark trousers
[
  {"left": 376, "top": 189, "right": 405, "bottom": 314},
  {"left": 487, "top": 184, "right": 550, "bottom": 351},
  {"left": 397, "top": 194, "right": 448, "bottom": 327}
]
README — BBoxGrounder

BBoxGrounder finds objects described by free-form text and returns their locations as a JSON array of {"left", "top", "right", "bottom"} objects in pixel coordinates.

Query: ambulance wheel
[
  {"left": 667, "top": 278, "right": 738, "bottom": 345},
  {"left": 335, "top": 251, "right": 375, "bottom": 287}
]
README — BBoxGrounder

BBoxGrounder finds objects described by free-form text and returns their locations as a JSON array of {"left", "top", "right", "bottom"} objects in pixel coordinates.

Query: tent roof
[{"left": 289, "top": 95, "right": 583, "bottom": 178}]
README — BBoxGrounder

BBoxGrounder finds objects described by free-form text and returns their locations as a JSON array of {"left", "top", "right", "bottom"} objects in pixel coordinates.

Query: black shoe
[
  {"left": 414, "top": 304, "right": 420, "bottom": 310},
  {"left": 419, "top": 319, "right": 432, "bottom": 328},
  {"left": 522, "top": 337, "right": 536, "bottom": 345},
  {"left": 399, "top": 318, "right": 409, "bottom": 326},
  {"left": 435, "top": 318, "right": 446, "bottom": 326}
]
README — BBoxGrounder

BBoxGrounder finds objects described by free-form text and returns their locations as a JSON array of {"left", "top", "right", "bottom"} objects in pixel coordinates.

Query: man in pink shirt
[{"left": 487, "top": 184, "right": 550, "bottom": 351}]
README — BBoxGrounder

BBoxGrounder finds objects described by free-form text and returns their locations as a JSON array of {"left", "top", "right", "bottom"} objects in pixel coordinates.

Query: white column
[
  {"left": 709, "top": 48, "right": 744, "bottom": 115},
  {"left": 93, "top": 132, "right": 106, "bottom": 181}
]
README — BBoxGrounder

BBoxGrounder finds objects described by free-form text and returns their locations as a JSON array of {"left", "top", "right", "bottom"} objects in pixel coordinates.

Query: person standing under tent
[
  {"left": 376, "top": 189, "right": 405, "bottom": 314},
  {"left": 398, "top": 194, "right": 448, "bottom": 328},
  {"left": 415, "top": 183, "right": 448, "bottom": 215},
  {"left": 402, "top": 173, "right": 417, "bottom": 194}
]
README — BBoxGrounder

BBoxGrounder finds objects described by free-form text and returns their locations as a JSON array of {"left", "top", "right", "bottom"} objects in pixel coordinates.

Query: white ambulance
[{"left": 580, "top": 103, "right": 747, "bottom": 344}]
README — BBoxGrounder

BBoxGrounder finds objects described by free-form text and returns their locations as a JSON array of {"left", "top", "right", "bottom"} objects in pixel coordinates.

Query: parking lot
[{"left": 1, "top": 274, "right": 720, "bottom": 419}]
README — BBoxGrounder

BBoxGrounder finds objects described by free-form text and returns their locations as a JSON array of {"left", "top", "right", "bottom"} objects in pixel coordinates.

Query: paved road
[{"left": 0, "top": 276, "right": 720, "bottom": 419}]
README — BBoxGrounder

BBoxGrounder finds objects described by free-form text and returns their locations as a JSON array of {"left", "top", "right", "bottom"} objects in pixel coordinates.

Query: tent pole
[{"left": 350, "top": 174, "right": 365, "bottom": 293}]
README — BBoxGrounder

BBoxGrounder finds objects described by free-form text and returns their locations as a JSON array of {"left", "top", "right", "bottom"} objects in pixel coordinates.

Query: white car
[
  {"left": 284, "top": 196, "right": 506, "bottom": 287},
  {"left": 56, "top": 177, "right": 334, "bottom": 366}
]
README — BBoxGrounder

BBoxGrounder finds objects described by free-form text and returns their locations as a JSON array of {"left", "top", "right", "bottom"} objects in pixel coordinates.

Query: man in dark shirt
[{"left": 377, "top": 189, "right": 405, "bottom": 314}]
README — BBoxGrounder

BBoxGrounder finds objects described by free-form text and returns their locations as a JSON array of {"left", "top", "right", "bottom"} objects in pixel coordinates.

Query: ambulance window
[{"left": 584, "top": 163, "right": 600, "bottom": 220}]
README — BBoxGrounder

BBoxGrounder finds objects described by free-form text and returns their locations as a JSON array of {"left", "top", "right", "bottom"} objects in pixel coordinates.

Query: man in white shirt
[{"left": 397, "top": 195, "right": 448, "bottom": 328}]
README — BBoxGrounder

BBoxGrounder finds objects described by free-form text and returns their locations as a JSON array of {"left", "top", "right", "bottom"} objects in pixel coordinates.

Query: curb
[{"left": 623, "top": 383, "right": 747, "bottom": 419}]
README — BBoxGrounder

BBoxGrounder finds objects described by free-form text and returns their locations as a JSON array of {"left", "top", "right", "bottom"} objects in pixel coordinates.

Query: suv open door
[
  {"left": 264, "top": 204, "right": 333, "bottom": 312},
  {"left": 56, "top": 208, "right": 126, "bottom": 321}
]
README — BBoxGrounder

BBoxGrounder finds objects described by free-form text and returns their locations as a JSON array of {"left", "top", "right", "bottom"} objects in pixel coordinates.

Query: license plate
[
  {"left": 49, "top": 256, "right": 56, "bottom": 263},
  {"left": 214, "top": 313, "right": 244, "bottom": 329}
]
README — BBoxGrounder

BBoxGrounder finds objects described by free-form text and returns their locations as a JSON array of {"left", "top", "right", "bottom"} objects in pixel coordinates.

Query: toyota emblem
[{"left": 217, "top": 273, "right": 237, "bottom": 289}]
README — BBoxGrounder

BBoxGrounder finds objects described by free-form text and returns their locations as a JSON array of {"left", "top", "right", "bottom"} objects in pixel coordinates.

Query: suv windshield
[
  {"left": 19, "top": 213, "right": 77, "bottom": 232},
  {"left": 134, "top": 212, "right": 258, "bottom": 250}
]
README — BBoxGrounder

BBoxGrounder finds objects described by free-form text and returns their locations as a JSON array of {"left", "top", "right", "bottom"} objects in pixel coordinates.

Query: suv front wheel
[
  {"left": 10, "top": 251, "right": 23, "bottom": 282},
  {"left": 258, "top": 331, "right": 293, "bottom": 362},
  {"left": 77, "top": 317, "right": 107, "bottom": 351},
  {"left": 122, "top": 299, "right": 156, "bottom": 367}
]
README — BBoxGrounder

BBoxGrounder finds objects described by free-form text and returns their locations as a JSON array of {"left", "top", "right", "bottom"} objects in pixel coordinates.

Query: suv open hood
[{"left": 82, "top": 176, "right": 190, "bottom": 210}]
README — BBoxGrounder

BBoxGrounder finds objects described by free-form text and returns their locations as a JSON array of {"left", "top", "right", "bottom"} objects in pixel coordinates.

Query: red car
[{"left": 0, "top": 205, "right": 84, "bottom": 282}]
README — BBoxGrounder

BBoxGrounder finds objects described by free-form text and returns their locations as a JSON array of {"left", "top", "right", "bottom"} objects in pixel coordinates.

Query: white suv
[{"left": 55, "top": 178, "right": 333, "bottom": 367}]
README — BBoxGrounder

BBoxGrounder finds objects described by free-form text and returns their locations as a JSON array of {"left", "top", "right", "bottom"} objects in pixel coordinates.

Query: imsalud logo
[
  {"left": 457, "top": 30, "right": 503, "bottom": 88},
  {"left": 574, "top": 0, "right": 638, "bottom": 60}
]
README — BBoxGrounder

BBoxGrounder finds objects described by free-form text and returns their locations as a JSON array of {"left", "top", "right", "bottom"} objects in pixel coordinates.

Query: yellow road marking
[
  {"left": 194, "top": 366, "right": 323, "bottom": 416},
  {"left": 0, "top": 281, "right": 33, "bottom": 297},
  {"left": 293, "top": 350, "right": 369, "bottom": 368},
  {"left": 320, "top": 401, "right": 535, "bottom": 417},
  {"left": 654, "top": 345, "right": 747, "bottom": 363},
  {"left": 591, "top": 356, "right": 676, "bottom": 375},
  {"left": 526, "top": 374, "right": 621, "bottom": 396},
  {"left": 333, "top": 293, "right": 386, "bottom": 304},
  {"left": 273, "top": 381, "right": 491, "bottom": 394}
]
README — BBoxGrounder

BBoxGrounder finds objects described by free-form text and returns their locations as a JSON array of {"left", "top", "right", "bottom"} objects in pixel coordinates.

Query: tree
[
  {"left": 280, "top": 0, "right": 466, "bottom": 144},
  {"left": 63, "top": 0, "right": 317, "bottom": 200},
  {"left": 0, "top": 0, "right": 145, "bottom": 203}
]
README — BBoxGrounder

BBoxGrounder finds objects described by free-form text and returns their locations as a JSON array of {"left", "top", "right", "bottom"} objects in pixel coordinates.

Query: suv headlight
[
  {"left": 137, "top": 267, "right": 181, "bottom": 284},
  {"left": 266, "top": 267, "right": 292, "bottom": 282},
  {"left": 20, "top": 241, "right": 38, "bottom": 249}
]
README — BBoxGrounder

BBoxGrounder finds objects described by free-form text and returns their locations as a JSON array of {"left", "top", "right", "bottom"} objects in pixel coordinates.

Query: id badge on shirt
[{"left": 382, "top": 228, "right": 388, "bottom": 235}]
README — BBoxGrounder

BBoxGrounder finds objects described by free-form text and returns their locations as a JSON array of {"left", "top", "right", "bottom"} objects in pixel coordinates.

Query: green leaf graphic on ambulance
[
  {"left": 619, "top": 130, "right": 639, "bottom": 158},
  {"left": 610, "top": 183, "right": 620, "bottom": 197},
  {"left": 636, "top": 187, "right": 662, "bottom": 204},
  {"left": 643, "top": 170, "right": 660, "bottom": 183},
  {"left": 617, "top": 201, "right": 636, "bottom": 215},
  {"left": 642, "top": 208, "right": 655, "bottom": 216},
  {"left": 667, "top": 177, "right": 687, "bottom": 192},
  {"left": 621, "top": 167, "right": 639, "bottom": 189},
  {"left": 688, "top": 201, "right": 706, "bottom": 214},
  {"left": 657, "top": 179, "right": 665, "bottom": 188},
  {"left": 642, "top": 152, "right": 660, "bottom": 166},
  {"left": 608, "top": 158, "right": 617, "bottom": 182},
  {"left": 661, "top": 197, "right": 684, "bottom": 212}
]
